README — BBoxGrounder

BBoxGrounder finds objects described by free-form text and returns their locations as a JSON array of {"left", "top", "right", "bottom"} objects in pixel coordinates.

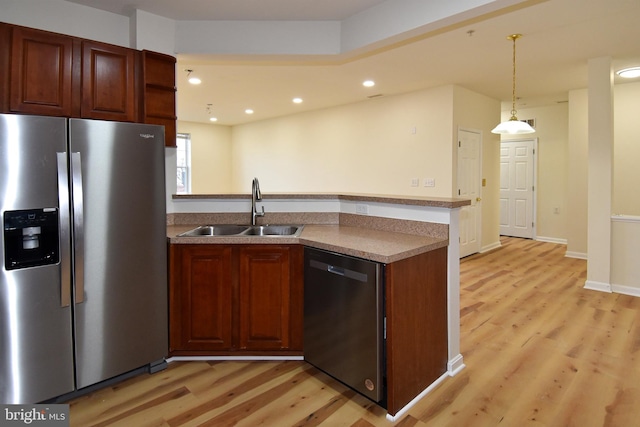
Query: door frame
[{"left": 500, "top": 137, "right": 538, "bottom": 239}]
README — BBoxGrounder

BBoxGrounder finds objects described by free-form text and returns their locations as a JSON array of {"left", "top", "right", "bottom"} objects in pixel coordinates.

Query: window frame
[{"left": 176, "top": 132, "right": 191, "bottom": 194}]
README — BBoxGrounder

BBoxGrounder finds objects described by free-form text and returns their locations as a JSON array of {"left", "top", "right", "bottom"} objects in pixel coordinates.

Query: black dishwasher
[{"left": 303, "top": 247, "right": 385, "bottom": 404}]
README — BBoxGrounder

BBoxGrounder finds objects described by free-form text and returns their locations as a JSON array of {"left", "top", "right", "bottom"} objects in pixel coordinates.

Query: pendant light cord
[{"left": 508, "top": 34, "right": 522, "bottom": 120}]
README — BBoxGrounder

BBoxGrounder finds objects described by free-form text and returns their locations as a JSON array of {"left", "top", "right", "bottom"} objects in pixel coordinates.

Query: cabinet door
[
  {"left": 9, "top": 26, "right": 75, "bottom": 116},
  {"left": 170, "top": 245, "right": 234, "bottom": 352},
  {"left": 385, "top": 247, "right": 448, "bottom": 416},
  {"left": 81, "top": 41, "right": 136, "bottom": 122},
  {"left": 238, "top": 245, "right": 303, "bottom": 351},
  {"left": 0, "top": 24, "right": 10, "bottom": 112}
]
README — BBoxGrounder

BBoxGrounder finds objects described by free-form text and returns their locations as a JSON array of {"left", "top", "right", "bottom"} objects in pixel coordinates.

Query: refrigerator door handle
[
  {"left": 71, "top": 152, "right": 85, "bottom": 304},
  {"left": 56, "top": 153, "right": 72, "bottom": 308}
]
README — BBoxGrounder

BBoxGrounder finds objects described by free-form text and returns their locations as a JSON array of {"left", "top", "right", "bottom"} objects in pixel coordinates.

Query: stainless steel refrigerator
[{"left": 0, "top": 114, "right": 168, "bottom": 404}]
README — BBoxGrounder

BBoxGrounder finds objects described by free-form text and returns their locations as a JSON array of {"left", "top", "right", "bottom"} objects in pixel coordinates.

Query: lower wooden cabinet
[
  {"left": 385, "top": 246, "right": 448, "bottom": 416},
  {"left": 169, "top": 244, "right": 303, "bottom": 356},
  {"left": 168, "top": 240, "right": 449, "bottom": 415},
  {"left": 170, "top": 244, "right": 233, "bottom": 352}
]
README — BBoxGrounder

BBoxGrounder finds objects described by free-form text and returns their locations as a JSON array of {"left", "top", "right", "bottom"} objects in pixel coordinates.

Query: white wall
[
  {"left": 611, "top": 216, "right": 640, "bottom": 295},
  {"left": 613, "top": 82, "right": 640, "bottom": 216},
  {"left": 230, "top": 85, "right": 456, "bottom": 196},
  {"left": 452, "top": 86, "right": 501, "bottom": 250},
  {"left": 608, "top": 82, "right": 640, "bottom": 293},
  {"left": 177, "top": 121, "right": 233, "bottom": 194},
  {"left": 567, "top": 89, "right": 589, "bottom": 257},
  {"left": 1, "top": 0, "right": 130, "bottom": 47},
  {"left": 511, "top": 103, "right": 569, "bottom": 242},
  {"left": 566, "top": 81, "right": 640, "bottom": 258}
]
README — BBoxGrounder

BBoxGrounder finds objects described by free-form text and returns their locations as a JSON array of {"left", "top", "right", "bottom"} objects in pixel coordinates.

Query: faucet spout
[{"left": 251, "top": 177, "right": 265, "bottom": 225}]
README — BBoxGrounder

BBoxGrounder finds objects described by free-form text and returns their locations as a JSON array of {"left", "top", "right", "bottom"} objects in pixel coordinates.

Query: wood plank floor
[{"left": 67, "top": 237, "right": 640, "bottom": 426}]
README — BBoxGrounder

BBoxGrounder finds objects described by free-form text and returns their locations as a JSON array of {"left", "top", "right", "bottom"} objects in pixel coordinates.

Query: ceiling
[{"left": 66, "top": 0, "right": 640, "bottom": 126}]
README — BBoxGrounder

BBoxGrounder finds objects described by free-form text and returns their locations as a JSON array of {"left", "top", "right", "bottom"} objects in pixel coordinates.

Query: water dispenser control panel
[{"left": 3, "top": 208, "right": 60, "bottom": 270}]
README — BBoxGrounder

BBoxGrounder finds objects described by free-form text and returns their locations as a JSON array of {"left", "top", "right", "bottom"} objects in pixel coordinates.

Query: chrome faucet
[{"left": 251, "top": 177, "right": 265, "bottom": 225}]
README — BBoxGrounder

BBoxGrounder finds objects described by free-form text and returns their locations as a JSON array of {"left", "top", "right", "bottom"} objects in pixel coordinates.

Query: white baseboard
[
  {"left": 480, "top": 241, "right": 501, "bottom": 253},
  {"left": 565, "top": 251, "right": 587, "bottom": 259},
  {"left": 447, "top": 354, "right": 465, "bottom": 376},
  {"left": 610, "top": 283, "right": 640, "bottom": 297},
  {"left": 385, "top": 371, "right": 449, "bottom": 422},
  {"left": 584, "top": 280, "right": 612, "bottom": 293},
  {"left": 536, "top": 236, "right": 567, "bottom": 245},
  {"left": 585, "top": 281, "right": 640, "bottom": 298}
]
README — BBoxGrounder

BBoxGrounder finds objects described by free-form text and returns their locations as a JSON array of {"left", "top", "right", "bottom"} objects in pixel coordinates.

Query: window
[{"left": 176, "top": 133, "right": 191, "bottom": 194}]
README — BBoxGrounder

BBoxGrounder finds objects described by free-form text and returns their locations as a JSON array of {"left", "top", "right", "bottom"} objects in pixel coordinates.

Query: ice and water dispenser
[{"left": 3, "top": 208, "right": 59, "bottom": 270}]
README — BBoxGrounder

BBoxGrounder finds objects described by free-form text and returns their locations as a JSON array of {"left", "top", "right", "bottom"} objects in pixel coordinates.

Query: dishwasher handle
[
  {"left": 328, "top": 265, "right": 345, "bottom": 276},
  {"left": 309, "top": 259, "right": 369, "bottom": 283}
]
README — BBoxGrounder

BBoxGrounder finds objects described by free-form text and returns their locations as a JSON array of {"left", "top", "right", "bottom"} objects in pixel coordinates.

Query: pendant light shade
[{"left": 492, "top": 34, "right": 535, "bottom": 135}]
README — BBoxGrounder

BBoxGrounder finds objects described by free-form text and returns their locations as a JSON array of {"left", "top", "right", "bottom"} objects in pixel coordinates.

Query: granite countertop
[
  {"left": 173, "top": 192, "right": 470, "bottom": 209},
  {"left": 167, "top": 224, "right": 447, "bottom": 264}
]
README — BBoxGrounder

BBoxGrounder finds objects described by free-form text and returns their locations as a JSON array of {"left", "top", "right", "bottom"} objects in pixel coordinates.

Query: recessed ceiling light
[
  {"left": 616, "top": 67, "right": 640, "bottom": 78},
  {"left": 209, "top": 117, "right": 218, "bottom": 122},
  {"left": 245, "top": 109, "right": 254, "bottom": 114},
  {"left": 363, "top": 80, "right": 375, "bottom": 87},
  {"left": 293, "top": 97, "right": 303, "bottom": 104}
]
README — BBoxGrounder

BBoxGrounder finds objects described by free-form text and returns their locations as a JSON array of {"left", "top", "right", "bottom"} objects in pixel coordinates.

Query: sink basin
[
  {"left": 178, "top": 225, "right": 249, "bottom": 237},
  {"left": 177, "top": 224, "right": 303, "bottom": 237},
  {"left": 241, "top": 225, "right": 304, "bottom": 237}
]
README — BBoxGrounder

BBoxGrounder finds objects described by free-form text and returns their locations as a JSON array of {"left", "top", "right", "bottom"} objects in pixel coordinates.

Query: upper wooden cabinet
[
  {"left": 141, "top": 50, "right": 177, "bottom": 147},
  {"left": 7, "top": 26, "right": 76, "bottom": 117},
  {"left": 0, "top": 23, "right": 176, "bottom": 145},
  {"left": 81, "top": 41, "right": 136, "bottom": 122}
]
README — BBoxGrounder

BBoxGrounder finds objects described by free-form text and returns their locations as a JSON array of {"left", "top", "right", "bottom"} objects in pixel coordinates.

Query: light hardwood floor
[{"left": 67, "top": 237, "right": 640, "bottom": 426}]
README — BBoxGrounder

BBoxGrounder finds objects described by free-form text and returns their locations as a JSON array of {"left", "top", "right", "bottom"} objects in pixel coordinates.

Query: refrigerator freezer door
[
  {"left": 69, "top": 119, "right": 167, "bottom": 389},
  {"left": 0, "top": 114, "right": 75, "bottom": 403}
]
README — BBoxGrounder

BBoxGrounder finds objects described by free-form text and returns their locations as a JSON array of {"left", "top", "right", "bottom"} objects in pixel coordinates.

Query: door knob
[{"left": 476, "top": 197, "right": 482, "bottom": 202}]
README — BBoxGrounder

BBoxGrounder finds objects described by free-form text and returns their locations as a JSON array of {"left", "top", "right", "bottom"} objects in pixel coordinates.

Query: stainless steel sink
[
  {"left": 241, "top": 225, "right": 304, "bottom": 237},
  {"left": 177, "top": 224, "right": 303, "bottom": 237},
  {"left": 178, "top": 225, "right": 249, "bottom": 237}
]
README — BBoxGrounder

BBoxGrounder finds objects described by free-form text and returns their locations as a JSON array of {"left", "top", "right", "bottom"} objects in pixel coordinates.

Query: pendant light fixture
[
  {"left": 185, "top": 69, "right": 201, "bottom": 85},
  {"left": 492, "top": 34, "right": 535, "bottom": 134}
]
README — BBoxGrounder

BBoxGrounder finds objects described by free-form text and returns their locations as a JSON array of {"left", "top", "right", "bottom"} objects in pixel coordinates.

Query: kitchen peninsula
[{"left": 167, "top": 193, "right": 469, "bottom": 419}]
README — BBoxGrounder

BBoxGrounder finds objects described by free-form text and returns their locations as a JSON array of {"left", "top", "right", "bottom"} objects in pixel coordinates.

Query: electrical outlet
[
  {"left": 411, "top": 178, "right": 419, "bottom": 187},
  {"left": 355, "top": 204, "right": 369, "bottom": 215},
  {"left": 424, "top": 178, "right": 435, "bottom": 187}
]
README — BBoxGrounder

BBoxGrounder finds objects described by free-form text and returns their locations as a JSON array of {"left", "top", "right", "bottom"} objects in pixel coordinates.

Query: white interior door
[
  {"left": 457, "top": 129, "right": 482, "bottom": 258},
  {"left": 500, "top": 139, "right": 536, "bottom": 238}
]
